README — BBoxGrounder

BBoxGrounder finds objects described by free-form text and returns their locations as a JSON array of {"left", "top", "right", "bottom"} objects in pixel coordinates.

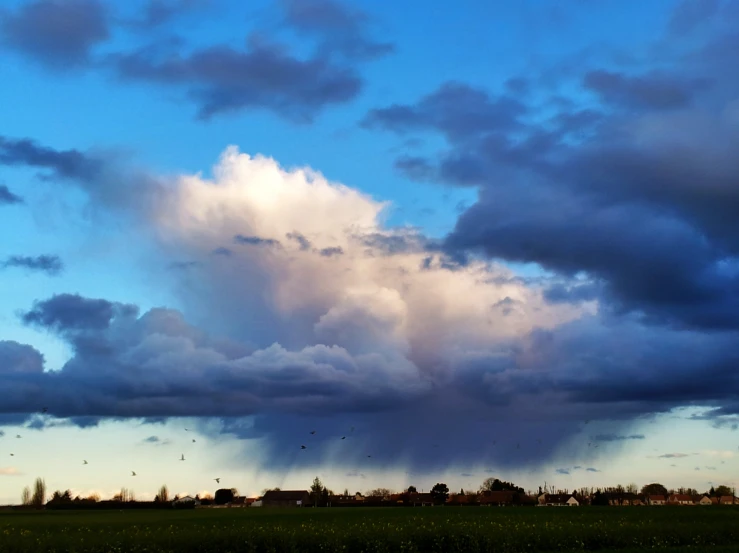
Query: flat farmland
[{"left": 1, "top": 506, "right": 738, "bottom": 553}]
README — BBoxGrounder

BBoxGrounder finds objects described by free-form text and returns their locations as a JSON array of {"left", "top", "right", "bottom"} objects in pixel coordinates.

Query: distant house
[
  {"left": 648, "top": 495, "right": 666, "bottom": 505},
  {"left": 172, "top": 496, "right": 200, "bottom": 507},
  {"left": 538, "top": 494, "right": 579, "bottom": 506},
  {"left": 607, "top": 493, "right": 642, "bottom": 506},
  {"left": 668, "top": 494, "right": 695, "bottom": 505},
  {"left": 250, "top": 499, "right": 263, "bottom": 507},
  {"left": 405, "top": 492, "right": 434, "bottom": 506},
  {"left": 698, "top": 496, "right": 713, "bottom": 506},
  {"left": 229, "top": 496, "right": 246, "bottom": 507},
  {"left": 479, "top": 491, "right": 516, "bottom": 506},
  {"left": 261, "top": 490, "right": 310, "bottom": 508},
  {"left": 719, "top": 496, "right": 738, "bottom": 505}
]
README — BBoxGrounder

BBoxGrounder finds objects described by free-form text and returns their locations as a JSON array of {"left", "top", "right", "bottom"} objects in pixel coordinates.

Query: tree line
[{"left": 16, "top": 476, "right": 736, "bottom": 509}]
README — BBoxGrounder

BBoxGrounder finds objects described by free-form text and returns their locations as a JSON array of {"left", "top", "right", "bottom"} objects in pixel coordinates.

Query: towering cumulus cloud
[{"left": 4, "top": 143, "right": 739, "bottom": 471}]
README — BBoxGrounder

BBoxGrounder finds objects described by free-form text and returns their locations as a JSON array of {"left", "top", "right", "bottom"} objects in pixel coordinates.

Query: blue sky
[{"left": 1, "top": 0, "right": 738, "bottom": 504}]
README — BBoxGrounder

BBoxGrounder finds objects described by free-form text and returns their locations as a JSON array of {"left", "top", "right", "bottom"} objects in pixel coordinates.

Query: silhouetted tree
[
  {"left": 214, "top": 488, "right": 234, "bottom": 505},
  {"left": 155, "top": 485, "right": 169, "bottom": 503},
  {"left": 31, "top": 478, "right": 46, "bottom": 509},
  {"left": 21, "top": 486, "right": 30, "bottom": 506},
  {"left": 431, "top": 483, "right": 449, "bottom": 505},
  {"left": 310, "top": 476, "right": 324, "bottom": 507},
  {"left": 479, "top": 477, "right": 523, "bottom": 493},
  {"left": 640, "top": 483, "right": 668, "bottom": 496},
  {"left": 366, "top": 488, "right": 392, "bottom": 499},
  {"left": 407, "top": 486, "right": 417, "bottom": 494},
  {"left": 714, "top": 485, "right": 733, "bottom": 496}
]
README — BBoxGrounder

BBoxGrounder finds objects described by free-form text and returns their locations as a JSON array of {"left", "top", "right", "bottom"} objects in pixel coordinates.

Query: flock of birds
[{"left": 5, "top": 411, "right": 613, "bottom": 499}]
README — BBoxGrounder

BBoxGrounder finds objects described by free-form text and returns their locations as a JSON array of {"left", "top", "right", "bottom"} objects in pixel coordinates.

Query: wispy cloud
[
  {"left": 659, "top": 453, "right": 692, "bottom": 459},
  {"left": 0, "top": 467, "right": 22, "bottom": 476},
  {"left": 586, "top": 468, "right": 600, "bottom": 472},
  {"left": 593, "top": 433, "right": 645, "bottom": 442},
  {"left": 0, "top": 184, "right": 23, "bottom": 205},
  {"left": 555, "top": 468, "right": 570, "bottom": 475},
  {"left": 1, "top": 255, "right": 63, "bottom": 276}
]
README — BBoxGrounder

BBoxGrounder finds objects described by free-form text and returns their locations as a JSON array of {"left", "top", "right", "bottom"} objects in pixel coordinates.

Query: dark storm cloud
[
  {"left": 394, "top": 155, "right": 435, "bottom": 181},
  {"left": 319, "top": 246, "right": 343, "bottom": 257},
  {"left": 592, "top": 434, "right": 645, "bottom": 442},
  {"left": 0, "top": 0, "right": 109, "bottom": 69},
  {"left": 128, "top": 0, "right": 206, "bottom": 29},
  {"left": 0, "top": 341, "right": 45, "bottom": 374},
  {"left": 113, "top": 36, "right": 362, "bottom": 121},
  {"left": 1, "top": 294, "right": 428, "bottom": 425},
  {"left": 582, "top": 70, "right": 709, "bottom": 110},
  {"left": 668, "top": 0, "right": 720, "bottom": 35},
  {"left": 0, "top": 136, "right": 102, "bottom": 181},
  {"left": 0, "top": 184, "right": 23, "bottom": 205},
  {"left": 367, "top": 22, "right": 739, "bottom": 333},
  {"left": 211, "top": 247, "right": 233, "bottom": 257},
  {"left": 362, "top": 82, "right": 526, "bottom": 140},
  {"left": 586, "top": 468, "right": 600, "bottom": 473},
  {"left": 281, "top": 0, "right": 394, "bottom": 61},
  {"left": 22, "top": 293, "right": 138, "bottom": 332},
  {"left": 234, "top": 234, "right": 281, "bottom": 248},
  {"left": 1, "top": 255, "right": 63, "bottom": 276},
  {"left": 286, "top": 232, "right": 312, "bottom": 251},
  {"left": 357, "top": 232, "right": 428, "bottom": 255}
]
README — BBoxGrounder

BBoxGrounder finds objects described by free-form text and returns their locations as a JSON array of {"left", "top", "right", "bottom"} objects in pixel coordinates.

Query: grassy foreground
[{"left": 1, "top": 506, "right": 739, "bottom": 553}]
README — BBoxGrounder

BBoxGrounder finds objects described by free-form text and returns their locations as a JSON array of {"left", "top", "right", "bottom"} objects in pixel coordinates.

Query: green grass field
[{"left": 1, "top": 506, "right": 738, "bottom": 553}]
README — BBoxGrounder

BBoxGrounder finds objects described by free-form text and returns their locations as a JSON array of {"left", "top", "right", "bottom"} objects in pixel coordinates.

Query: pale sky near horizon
[{"left": 2, "top": 0, "right": 739, "bottom": 505}]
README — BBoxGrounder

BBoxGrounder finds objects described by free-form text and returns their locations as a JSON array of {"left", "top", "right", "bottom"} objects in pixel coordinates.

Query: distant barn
[{"left": 261, "top": 490, "right": 310, "bottom": 508}]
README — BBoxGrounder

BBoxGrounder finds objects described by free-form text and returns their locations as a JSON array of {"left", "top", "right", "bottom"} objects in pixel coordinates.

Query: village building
[{"left": 260, "top": 490, "right": 310, "bottom": 508}]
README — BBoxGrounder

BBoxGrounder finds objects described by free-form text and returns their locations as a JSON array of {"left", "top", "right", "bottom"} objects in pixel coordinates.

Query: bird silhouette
[
  {"left": 341, "top": 436, "right": 346, "bottom": 440},
  {"left": 42, "top": 407, "right": 48, "bottom": 413},
  {"left": 15, "top": 434, "right": 21, "bottom": 439},
  {"left": 83, "top": 460, "right": 88, "bottom": 465},
  {"left": 180, "top": 454, "right": 185, "bottom": 461},
  {"left": 184, "top": 428, "right": 190, "bottom": 432},
  {"left": 367, "top": 455, "right": 372, "bottom": 458},
  {"left": 192, "top": 439, "right": 196, "bottom": 443},
  {"left": 310, "top": 431, "right": 316, "bottom": 435},
  {"left": 9, "top": 453, "right": 13, "bottom": 456},
  {"left": 131, "top": 471, "right": 136, "bottom": 476},
  {"left": 214, "top": 478, "right": 220, "bottom": 484},
  {"left": 301, "top": 445, "right": 307, "bottom": 450}
]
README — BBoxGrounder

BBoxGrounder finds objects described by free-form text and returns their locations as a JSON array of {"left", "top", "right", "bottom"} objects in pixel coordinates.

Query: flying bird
[
  {"left": 9, "top": 453, "right": 13, "bottom": 456},
  {"left": 367, "top": 455, "right": 372, "bottom": 458},
  {"left": 214, "top": 478, "right": 220, "bottom": 484},
  {"left": 42, "top": 407, "right": 48, "bottom": 413},
  {"left": 341, "top": 436, "right": 346, "bottom": 440},
  {"left": 192, "top": 439, "right": 196, "bottom": 443},
  {"left": 180, "top": 454, "right": 185, "bottom": 461},
  {"left": 15, "top": 434, "right": 21, "bottom": 439},
  {"left": 310, "top": 431, "right": 316, "bottom": 435},
  {"left": 300, "top": 445, "right": 307, "bottom": 450},
  {"left": 83, "top": 460, "right": 88, "bottom": 465},
  {"left": 131, "top": 471, "right": 136, "bottom": 476}
]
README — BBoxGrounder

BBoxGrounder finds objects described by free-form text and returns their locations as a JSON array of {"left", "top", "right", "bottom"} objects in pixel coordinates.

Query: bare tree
[
  {"left": 114, "top": 488, "right": 136, "bottom": 502},
  {"left": 155, "top": 485, "right": 169, "bottom": 503},
  {"left": 31, "top": 478, "right": 46, "bottom": 508},
  {"left": 626, "top": 483, "right": 638, "bottom": 494},
  {"left": 21, "top": 486, "right": 30, "bottom": 506}
]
